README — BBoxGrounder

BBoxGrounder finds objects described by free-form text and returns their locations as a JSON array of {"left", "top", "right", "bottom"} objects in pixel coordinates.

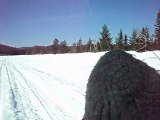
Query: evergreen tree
[
  {"left": 138, "top": 26, "right": 150, "bottom": 51},
  {"left": 116, "top": 29, "right": 124, "bottom": 50},
  {"left": 99, "top": 25, "right": 112, "bottom": 51},
  {"left": 86, "top": 38, "right": 94, "bottom": 52},
  {"left": 155, "top": 9, "right": 160, "bottom": 49},
  {"left": 129, "top": 29, "right": 139, "bottom": 50},
  {"left": 145, "top": 26, "right": 150, "bottom": 40},
  {"left": 138, "top": 27, "right": 146, "bottom": 50},
  {"left": 59, "top": 40, "right": 68, "bottom": 53},
  {"left": 76, "top": 38, "right": 83, "bottom": 53},
  {"left": 71, "top": 43, "right": 76, "bottom": 53},
  {"left": 96, "top": 41, "right": 101, "bottom": 51},
  {"left": 124, "top": 34, "right": 128, "bottom": 50},
  {"left": 52, "top": 38, "right": 59, "bottom": 54}
]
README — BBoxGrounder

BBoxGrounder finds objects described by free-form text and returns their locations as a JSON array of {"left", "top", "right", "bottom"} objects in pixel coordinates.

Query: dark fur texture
[{"left": 83, "top": 50, "right": 160, "bottom": 120}]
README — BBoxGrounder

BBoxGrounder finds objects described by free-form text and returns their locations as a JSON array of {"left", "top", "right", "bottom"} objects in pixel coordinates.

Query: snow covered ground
[{"left": 0, "top": 51, "right": 160, "bottom": 120}]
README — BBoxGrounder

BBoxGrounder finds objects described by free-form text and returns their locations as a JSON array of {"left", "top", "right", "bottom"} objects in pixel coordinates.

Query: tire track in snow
[
  {"left": 6, "top": 67, "right": 17, "bottom": 115},
  {"left": 17, "top": 63, "right": 67, "bottom": 85},
  {"left": 10, "top": 61, "right": 69, "bottom": 119},
  {"left": 17, "top": 63, "right": 85, "bottom": 97},
  {"left": 14, "top": 66, "right": 75, "bottom": 120},
  {"left": 12, "top": 63, "right": 54, "bottom": 120},
  {"left": 13, "top": 62, "right": 84, "bottom": 120},
  {"left": 0, "top": 59, "right": 16, "bottom": 120},
  {"left": 0, "top": 59, "right": 5, "bottom": 120},
  {"left": 11, "top": 61, "right": 82, "bottom": 120},
  {"left": 4, "top": 60, "right": 45, "bottom": 120},
  {"left": 5, "top": 61, "right": 27, "bottom": 120},
  {"left": 18, "top": 62, "right": 85, "bottom": 101}
]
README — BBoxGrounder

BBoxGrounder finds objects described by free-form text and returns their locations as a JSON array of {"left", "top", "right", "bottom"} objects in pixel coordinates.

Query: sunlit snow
[{"left": 0, "top": 51, "right": 160, "bottom": 120}]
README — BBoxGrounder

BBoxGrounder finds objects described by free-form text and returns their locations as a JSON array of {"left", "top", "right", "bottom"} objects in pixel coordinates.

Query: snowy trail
[
  {"left": 0, "top": 59, "right": 50, "bottom": 120},
  {"left": 23, "top": 64, "right": 84, "bottom": 119},
  {"left": 0, "top": 57, "right": 86, "bottom": 120},
  {"left": 12, "top": 63, "right": 77, "bottom": 120}
]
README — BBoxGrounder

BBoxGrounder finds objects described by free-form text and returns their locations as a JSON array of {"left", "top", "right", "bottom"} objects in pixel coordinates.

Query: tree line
[
  {"left": 0, "top": 9, "right": 160, "bottom": 55},
  {"left": 49, "top": 9, "right": 160, "bottom": 54}
]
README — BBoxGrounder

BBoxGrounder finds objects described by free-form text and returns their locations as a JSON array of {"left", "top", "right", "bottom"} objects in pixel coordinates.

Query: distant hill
[
  {"left": 0, "top": 44, "right": 18, "bottom": 55},
  {"left": 0, "top": 44, "right": 54, "bottom": 55},
  {"left": 0, "top": 43, "right": 73, "bottom": 55},
  {"left": 19, "top": 45, "right": 53, "bottom": 55}
]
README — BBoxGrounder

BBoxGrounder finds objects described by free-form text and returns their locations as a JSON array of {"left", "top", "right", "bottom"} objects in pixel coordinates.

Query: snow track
[
  {"left": 0, "top": 59, "right": 60, "bottom": 120},
  {"left": 0, "top": 56, "right": 85, "bottom": 120},
  {"left": 12, "top": 64, "right": 54, "bottom": 120},
  {"left": 1, "top": 60, "right": 46, "bottom": 120},
  {"left": 12, "top": 62, "right": 83, "bottom": 120}
]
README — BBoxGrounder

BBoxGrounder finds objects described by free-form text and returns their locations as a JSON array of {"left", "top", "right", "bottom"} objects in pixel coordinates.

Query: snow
[{"left": 0, "top": 51, "right": 160, "bottom": 120}]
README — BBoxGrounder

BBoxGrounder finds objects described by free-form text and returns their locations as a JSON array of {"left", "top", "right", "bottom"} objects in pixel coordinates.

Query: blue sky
[{"left": 0, "top": 0, "right": 160, "bottom": 47}]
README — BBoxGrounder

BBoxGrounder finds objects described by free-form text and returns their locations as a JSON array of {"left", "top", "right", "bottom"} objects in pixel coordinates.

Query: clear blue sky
[{"left": 0, "top": 0, "right": 160, "bottom": 47}]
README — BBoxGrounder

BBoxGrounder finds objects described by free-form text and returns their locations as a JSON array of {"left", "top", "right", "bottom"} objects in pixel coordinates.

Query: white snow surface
[{"left": 0, "top": 51, "right": 160, "bottom": 120}]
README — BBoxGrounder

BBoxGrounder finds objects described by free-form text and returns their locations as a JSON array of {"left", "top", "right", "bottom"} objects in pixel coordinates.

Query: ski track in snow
[
  {"left": 1, "top": 59, "right": 46, "bottom": 120},
  {"left": 0, "top": 51, "right": 160, "bottom": 120},
  {"left": 0, "top": 55, "right": 86, "bottom": 120}
]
